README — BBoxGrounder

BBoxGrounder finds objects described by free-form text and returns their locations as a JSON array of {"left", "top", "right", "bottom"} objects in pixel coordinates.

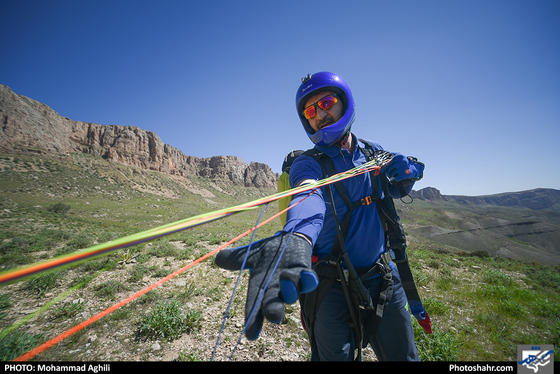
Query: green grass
[
  {"left": 51, "top": 299, "right": 85, "bottom": 319},
  {"left": 406, "top": 239, "right": 560, "bottom": 361},
  {"left": 0, "top": 330, "right": 45, "bottom": 361},
  {"left": 25, "top": 270, "right": 65, "bottom": 296},
  {"left": 0, "top": 152, "right": 558, "bottom": 361},
  {"left": 95, "top": 280, "right": 129, "bottom": 300}
]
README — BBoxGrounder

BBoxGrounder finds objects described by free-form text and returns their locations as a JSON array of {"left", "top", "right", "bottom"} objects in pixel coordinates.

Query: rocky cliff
[
  {"left": 409, "top": 187, "right": 446, "bottom": 201},
  {"left": 0, "top": 84, "right": 278, "bottom": 188}
]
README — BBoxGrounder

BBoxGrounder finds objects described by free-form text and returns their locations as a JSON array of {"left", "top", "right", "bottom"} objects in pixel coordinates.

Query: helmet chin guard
[{"left": 296, "top": 72, "right": 356, "bottom": 147}]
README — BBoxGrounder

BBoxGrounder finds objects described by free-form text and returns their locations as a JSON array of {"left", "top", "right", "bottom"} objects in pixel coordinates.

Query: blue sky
[{"left": 1, "top": 0, "right": 559, "bottom": 196}]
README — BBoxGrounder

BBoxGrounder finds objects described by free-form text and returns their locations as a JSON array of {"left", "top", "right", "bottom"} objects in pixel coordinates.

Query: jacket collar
[{"left": 314, "top": 133, "right": 359, "bottom": 158}]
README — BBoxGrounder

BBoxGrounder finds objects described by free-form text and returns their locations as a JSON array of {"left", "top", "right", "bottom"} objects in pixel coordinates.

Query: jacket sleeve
[{"left": 283, "top": 156, "right": 326, "bottom": 246}]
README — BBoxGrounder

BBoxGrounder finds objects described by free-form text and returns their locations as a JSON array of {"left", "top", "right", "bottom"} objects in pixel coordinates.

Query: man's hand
[
  {"left": 382, "top": 153, "right": 424, "bottom": 182},
  {"left": 215, "top": 232, "right": 318, "bottom": 340}
]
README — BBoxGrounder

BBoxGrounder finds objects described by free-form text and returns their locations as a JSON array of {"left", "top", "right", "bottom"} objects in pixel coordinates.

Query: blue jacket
[{"left": 283, "top": 135, "right": 414, "bottom": 269}]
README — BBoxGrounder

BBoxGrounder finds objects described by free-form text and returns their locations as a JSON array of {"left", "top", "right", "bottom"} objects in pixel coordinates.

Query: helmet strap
[{"left": 339, "top": 131, "right": 350, "bottom": 147}]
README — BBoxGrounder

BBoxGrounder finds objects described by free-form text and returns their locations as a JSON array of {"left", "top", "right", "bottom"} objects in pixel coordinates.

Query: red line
[
  {"left": 0, "top": 161, "right": 383, "bottom": 286},
  {"left": 14, "top": 188, "right": 318, "bottom": 361},
  {"left": 12, "top": 157, "right": 388, "bottom": 360}
]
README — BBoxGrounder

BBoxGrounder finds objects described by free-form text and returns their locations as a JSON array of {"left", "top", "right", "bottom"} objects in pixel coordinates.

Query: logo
[
  {"left": 518, "top": 345, "right": 554, "bottom": 374},
  {"left": 301, "top": 83, "right": 313, "bottom": 94}
]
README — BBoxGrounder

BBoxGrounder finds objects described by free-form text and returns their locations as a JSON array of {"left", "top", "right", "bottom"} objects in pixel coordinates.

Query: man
[{"left": 216, "top": 72, "right": 424, "bottom": 361}]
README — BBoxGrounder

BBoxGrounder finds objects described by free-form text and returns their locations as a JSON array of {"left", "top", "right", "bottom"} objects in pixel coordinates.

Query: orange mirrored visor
[{"left": 302, "top": 94, "right": 338, "bottom": 120}]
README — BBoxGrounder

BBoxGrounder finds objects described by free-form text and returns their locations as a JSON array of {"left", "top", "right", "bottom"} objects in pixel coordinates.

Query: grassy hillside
[
  {"left": 398, "top": 199, "right": 560, "bottom": 265},
  {"left": 0, "top": 153, "right": 558, "bottom": 361}
]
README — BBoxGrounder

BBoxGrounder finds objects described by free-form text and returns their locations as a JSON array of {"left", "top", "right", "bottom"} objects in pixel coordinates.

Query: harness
[{"left": 296, "top": 139, "right": 431, "bottom": 361}]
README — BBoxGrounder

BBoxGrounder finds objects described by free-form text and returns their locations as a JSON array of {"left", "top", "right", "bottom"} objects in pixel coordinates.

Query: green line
[
  {"left": 0, "top": 266, "right": 110, "bottom": 340},
  {"left": 0, "top": 155, "right": 390, "bottom": 286}
]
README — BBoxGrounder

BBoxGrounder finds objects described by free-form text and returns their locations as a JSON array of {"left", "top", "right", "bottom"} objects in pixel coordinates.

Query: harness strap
[
  {"left": 305, "top": 248, "right": 395, "bottom": 355},
  {"left": 362, "top": 143, "right": 431, "bottom": 332},
  {"left": 299, "top": 140, "right": 430, "bottom": 360},
  {"left": 304, "top": 148, "right": 378, "bottom": 254},
  {"left": 300, "top": 144, "right": 390, "bottom": 361}
]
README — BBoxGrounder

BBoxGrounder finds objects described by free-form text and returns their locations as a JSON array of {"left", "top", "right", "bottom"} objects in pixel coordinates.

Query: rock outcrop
[
  {"left": 409, "top": 187, "right": 446, "bottom": 201},
  {"left": 0, "top": 84, "right": 278, "bottom": 188}
]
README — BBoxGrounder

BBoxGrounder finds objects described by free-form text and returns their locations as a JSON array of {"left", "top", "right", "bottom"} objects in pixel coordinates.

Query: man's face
[{"left": 303, "top": 90, "right": 344, "bottom": 133}]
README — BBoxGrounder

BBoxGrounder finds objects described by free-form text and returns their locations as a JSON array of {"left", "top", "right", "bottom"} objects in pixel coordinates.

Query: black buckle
[{"left": 380, "top": 251, "right": 393, "bottom": 266}]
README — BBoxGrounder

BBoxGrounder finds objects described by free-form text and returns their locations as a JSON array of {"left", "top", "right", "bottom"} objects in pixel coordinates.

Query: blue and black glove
[
  {"left": 215, "top": 232, "right": 318, "bottom": 340},
  {"left": 382, "top": 153, "right": 425, "bottom": 183}
]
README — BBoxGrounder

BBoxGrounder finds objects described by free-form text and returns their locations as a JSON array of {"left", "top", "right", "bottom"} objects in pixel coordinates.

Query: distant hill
[
  {"left": 410, "top": 186, "right": 560, "bottom": 212},
  {"left": 404, "top": 187, "right": 560, "bottom": 264}
]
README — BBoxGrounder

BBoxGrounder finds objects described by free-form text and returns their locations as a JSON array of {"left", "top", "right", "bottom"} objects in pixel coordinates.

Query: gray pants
[{"left": 310, "top": 267, "right": 420, "bottom": 361}]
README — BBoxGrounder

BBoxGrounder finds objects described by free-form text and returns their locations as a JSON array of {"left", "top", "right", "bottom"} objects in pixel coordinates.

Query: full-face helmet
[{"left": 295, "top": 72, "right": 355, "bottom": 147}]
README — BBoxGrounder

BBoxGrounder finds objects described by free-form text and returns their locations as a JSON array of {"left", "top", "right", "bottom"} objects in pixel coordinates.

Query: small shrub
[
  {"left": 148, "top": 240, "right": 178, "bottom": 258},
  {"left": 47, "top": 202, "right": 71, "bottom": 215},
  {"left": 79, "top": 257, "right": 117, "bottom": 272},
  {"left": 136, "top": 299, "right": 201, "bottom": 341},
  {"left": 470, "top": 250, "right": 490, "bottom": 258},
  {"left": 0, "top": 236, "right": 32, "bottom": 254},
  {"left": 129, "top": 264, "right": 151, "bottom": 282},
  {"left": 70, "top": 274, "right": 93, "bottom": 289},
  {"left": 26, "top": 271, "right": 63, "bottom": 296},
  {"left": 33, "top": 230, "right": 72, "bottom": 251},
  {"left": 95, "top": 280, "right": 128, "bottom": 299},
  {"left": 136, "top": 290, "right": 161, "bottom": 305},
  {"left": 65, "top": 232, "right": 95, "bottom": 251},
  {"left": 0, "top": 231, "right": 71, "bottom": 256},
  {"left": 0, "top": 330, "right": 44, "bottom": 361},
  {"left": 175, "top": 282, "right": 201, "bottom": 303},
  {"left": 482, "top": 269, "right": 513, "bottom": 286},
  {"left": 178, "top": 348, "right": 203, "bottom": 361},
  {"left": 0, "top": 294, "right": 12, "bottom": 321},
  {"left": 57, "top": 232, "right": 95, "bottom": 256},
  {"left": 51, "top": 300, "right": 85, "bottom": 319},
  {"left": 533, "top": 298, "right": 560, "bottom": 319}
]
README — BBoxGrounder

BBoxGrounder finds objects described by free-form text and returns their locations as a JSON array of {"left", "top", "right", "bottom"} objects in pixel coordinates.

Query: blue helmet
[{"left": 296, "top": 72, "right": 356, "bottom": 147}]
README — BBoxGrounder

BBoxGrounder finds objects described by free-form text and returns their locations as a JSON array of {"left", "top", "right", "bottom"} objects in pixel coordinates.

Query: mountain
[
  {"left": 405, "top": 187, "right": 560, "bottom": 264},
  {"left": 410, "top": 186, "right": 560, "bottom": 212},
  {"left": 0, "top": 84, "right": 278, "bottom": 189}
]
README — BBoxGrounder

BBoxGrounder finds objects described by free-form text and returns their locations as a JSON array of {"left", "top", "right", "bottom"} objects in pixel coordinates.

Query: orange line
[
  {"left": 0, "top": 245, "right": 120, "bottom": 284},
  {"left": 14, "top": 189, "right": 317, "bottom": 361},
  {"left": 1, "top": 160, "right": 384, "bottom": 286},
  {"left": 13, "top": 157, "right": 388, "bottom": 360}
]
